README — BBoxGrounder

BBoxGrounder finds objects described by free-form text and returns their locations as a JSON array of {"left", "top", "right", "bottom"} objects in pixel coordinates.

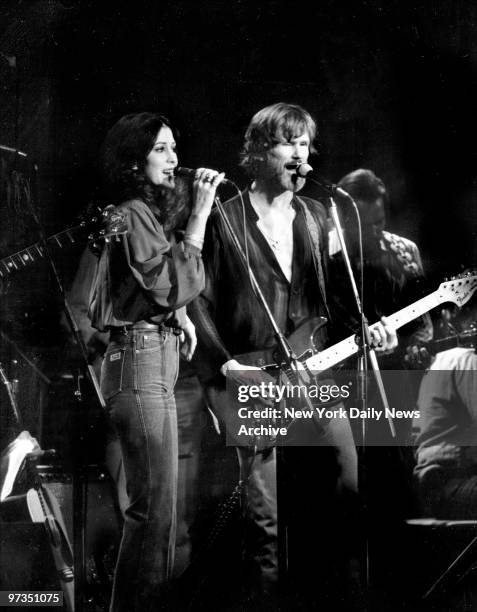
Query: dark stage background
[
  {"left": 2, "top": 0, "right": 476, "bottom": 414},
  {"left": 1, "top": 0, "right": 476, "bottom": 276},
  {"left": 1, "top": 1, "right": 477, "bottom": 610}
]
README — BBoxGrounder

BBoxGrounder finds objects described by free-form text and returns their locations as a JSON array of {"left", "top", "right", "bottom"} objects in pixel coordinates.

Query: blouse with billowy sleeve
[{"left": 89, "top": 199, "right": 204, "bottom": 331}]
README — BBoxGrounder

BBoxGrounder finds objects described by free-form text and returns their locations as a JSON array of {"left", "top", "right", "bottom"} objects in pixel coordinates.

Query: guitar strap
[
  {"left": 295, "top": 196, "right": 331, "bottom": 321},
  {"left": 381, "top": 230, "right": 422, "bottom": 278}
]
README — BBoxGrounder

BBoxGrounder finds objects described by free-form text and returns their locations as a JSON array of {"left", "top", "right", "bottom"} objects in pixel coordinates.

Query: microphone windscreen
[{"left": 296, "top": 163, "right": 313, "bottom": 177}]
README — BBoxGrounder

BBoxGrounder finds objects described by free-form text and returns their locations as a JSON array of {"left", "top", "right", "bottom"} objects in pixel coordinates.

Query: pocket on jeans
[
  {"left": 135, "top": 333, "right": 167, "bottom": 352},
  {"left": 101, "top": 347, "right": 127, "bottom": 400},
  {"left": 135, "top": 335, "right": 179, "bottom": 399}
]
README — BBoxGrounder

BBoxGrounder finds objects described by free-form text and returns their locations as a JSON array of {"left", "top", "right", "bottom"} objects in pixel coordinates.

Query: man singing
[{"left": 191, "top": 103, "right": 397, "bottom": 608}]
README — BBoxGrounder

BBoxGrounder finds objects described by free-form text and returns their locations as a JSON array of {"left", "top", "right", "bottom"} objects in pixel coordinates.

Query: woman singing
[{"left": 88, "top": 112, "right": 223, "bottom": 611}]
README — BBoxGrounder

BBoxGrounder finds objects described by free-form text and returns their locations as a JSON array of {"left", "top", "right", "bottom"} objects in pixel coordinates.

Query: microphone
[
  {"left": 0, "top": 144, "right": 28, "bottom": 158},
  {"left": 175, "top": 166, "right": 232, "bottom": 186},
  {"left": 286, "top": 162, "right": 350, "bottom": 199}
]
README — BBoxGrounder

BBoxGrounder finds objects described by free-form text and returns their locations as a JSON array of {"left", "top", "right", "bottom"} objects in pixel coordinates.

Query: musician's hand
[
  {"left": 191, "top": 168, "right": 225, "bottom": 218},
  {"left": 179, "top": 315, "right": 197, "bottom": 361},
  {"left": 404, "top": 343, "right": 432, "bottom": 369},
  {"left": 220, "top": 359, "right": 276, "bottom": 406},
  {"left": 369, "top": 316, "right": 398, "bottom": 354}
]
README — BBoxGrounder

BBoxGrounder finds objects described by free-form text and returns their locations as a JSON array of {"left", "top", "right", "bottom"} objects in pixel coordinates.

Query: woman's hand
[
  {"left": 179, "top": 314, "right": 197, "bottom": 361},
  {"left": 190, "top": 168, "right": 225, "bottom": 218}
]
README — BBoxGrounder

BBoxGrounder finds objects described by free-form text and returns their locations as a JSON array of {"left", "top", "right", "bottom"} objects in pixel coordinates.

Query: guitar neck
[
  {"left": 0, "top": 226, "right": 80, "bottom": 279},
  {"left": 306, "top": 289, "right": 442, "bottom": 371},
  {"left": 385, "top": 290, "right": 441, "bottom": 332}
]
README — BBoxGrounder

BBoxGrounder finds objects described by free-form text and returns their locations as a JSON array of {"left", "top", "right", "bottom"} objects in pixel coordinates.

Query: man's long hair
[
  {"left": 240, "top": 102, "right": 318, "bottom": 177},
  {"left": 101, "top": 112, "right": 190, "bottom": 230},
  {"left": 337, "top": 168, "right": 388, "bottom": 226},
  {"left": 337, "top": 168, "right": 388, "bottom": 206}
]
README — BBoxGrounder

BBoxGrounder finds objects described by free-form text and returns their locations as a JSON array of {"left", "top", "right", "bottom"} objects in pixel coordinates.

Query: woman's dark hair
[{"left": 102, "top": 112, "right": 189, "bottom": 229}]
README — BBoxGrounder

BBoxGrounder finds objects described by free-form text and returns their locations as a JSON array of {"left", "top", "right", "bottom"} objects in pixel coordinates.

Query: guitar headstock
[
  {"left": 437, "top": 270, "right": 477, "bottom": 307},
  {"left": 85, "top": 205, "right": 128, "bottom": 253}
]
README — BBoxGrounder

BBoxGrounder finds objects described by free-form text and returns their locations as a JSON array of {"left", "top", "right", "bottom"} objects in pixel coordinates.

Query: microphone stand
[
  {"left": 28, "top": 159, "right": 105, "bottom": 612},
  {"left": 303, "top": 177, "right": 395, "bottom": 437},
  {"left": 212, "top": 190, "right": 320, "bottom": 599},
  {"left": 0, "top": 361, "right": 22, "bottom": 428},
  {"left": 289, "top": 164, "right": 394, "bottom": 435},
  {"left": 305, "top": 176, "right": 395, "bottom": 597},
  {"left": 328, "top": 196, "right": 395, "bottom": 435}
]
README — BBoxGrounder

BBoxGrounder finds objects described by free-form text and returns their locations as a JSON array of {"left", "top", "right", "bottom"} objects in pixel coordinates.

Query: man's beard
[
  {"left": 290, "top": 174, "right": 306, "bottom": 192},
  {"left": 259, "top": 166, "right": 305, "bottom": 194}
]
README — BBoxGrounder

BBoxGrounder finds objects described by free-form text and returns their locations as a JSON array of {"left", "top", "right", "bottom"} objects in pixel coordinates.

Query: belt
[{"left": 109, "top": 321, "right": 182, "bottom": 336}]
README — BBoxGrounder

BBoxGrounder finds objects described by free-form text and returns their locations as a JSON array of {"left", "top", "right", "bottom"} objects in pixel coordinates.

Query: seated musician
[{"left": 413, "top": 300, "right": 477, "bottom": 518}]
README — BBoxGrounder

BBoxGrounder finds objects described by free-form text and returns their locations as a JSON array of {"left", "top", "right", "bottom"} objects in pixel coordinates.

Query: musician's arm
[
  {"left": 188, "top": 218, "right": 233, "bottom": 383},
  {"left": 407, "top": 241, "right": 433, "bottom": 344},
  {"left": 189, "top": 295, "right": 232, "bottom": 381},
  {"left": 326, "top": 257, "right": 398, "bottom": 353},
  {"left": 395, "top": 241, "right": 433, "bottom": 366},
  {"left": 65, "top": 248, "right": 109, "bottom": 360},
  {"left": 189, "top": 215, "right": 274, "bottom": 392}
]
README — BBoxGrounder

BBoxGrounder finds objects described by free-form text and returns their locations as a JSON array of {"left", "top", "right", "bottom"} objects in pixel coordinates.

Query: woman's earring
[{"left": 131, "top": 164, "right": 138, "bottom": 171}]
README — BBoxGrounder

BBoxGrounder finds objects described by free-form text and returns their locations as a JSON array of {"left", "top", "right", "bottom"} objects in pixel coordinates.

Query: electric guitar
[
  {"left": 211, "top": 271, "right": 477, "bottom": 445},
  {"left": 0, "top": 205, "right": 127, "bottom": 282},
  {"left": 423, "top": 327, "right": 477, "bottom": 353}
]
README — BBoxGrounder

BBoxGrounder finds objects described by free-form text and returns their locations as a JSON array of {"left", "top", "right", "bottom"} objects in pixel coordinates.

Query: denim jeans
[
  {"left": 100, "top": 328, "right": 179, "bottom": 612},
  {"left": 236, "top": 412, "right": 358, "bottom": 594}
]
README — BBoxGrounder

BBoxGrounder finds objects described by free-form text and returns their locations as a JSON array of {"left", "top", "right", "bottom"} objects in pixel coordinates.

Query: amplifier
[{"left": 0, "top": 463, "right": 121, "bottom": 609}]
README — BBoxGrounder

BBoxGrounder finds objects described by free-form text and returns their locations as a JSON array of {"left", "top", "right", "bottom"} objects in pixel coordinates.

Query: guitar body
[
  {"left": 233, "top": 316, "right": 327, "bottom": 369},
  {"left": 206, "top": 317, "right": 327, "bottom": 448}
]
